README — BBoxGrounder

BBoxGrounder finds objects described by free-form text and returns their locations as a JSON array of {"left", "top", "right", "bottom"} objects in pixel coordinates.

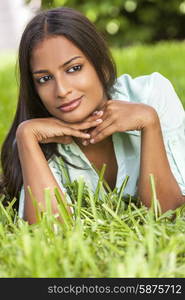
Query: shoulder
[{"left": 112, "top": 72, "right": 170, "bottom": 103}]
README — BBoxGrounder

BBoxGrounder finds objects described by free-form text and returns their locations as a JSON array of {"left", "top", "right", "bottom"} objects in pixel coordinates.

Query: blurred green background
[{"left": 25, "top": 0, "right": 185, "bottom": 47}]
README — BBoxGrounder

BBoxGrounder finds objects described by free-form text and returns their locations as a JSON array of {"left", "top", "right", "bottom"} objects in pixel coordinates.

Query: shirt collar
[{"left": 57, "top": 141, "right": 92, "bottom": 167}]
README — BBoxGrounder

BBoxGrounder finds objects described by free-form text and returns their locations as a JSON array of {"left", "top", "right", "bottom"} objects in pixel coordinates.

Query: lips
[{"left": 57, "top": 96, "right": 83, "bottom": 112}]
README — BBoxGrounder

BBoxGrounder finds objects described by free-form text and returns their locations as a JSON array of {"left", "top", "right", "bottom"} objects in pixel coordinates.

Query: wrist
[
  {"left": 142, "top": 106, "right": 160, "bottom": 131},
  {"left": 16, "top": 122, "right": 38, "bottom": 144}
]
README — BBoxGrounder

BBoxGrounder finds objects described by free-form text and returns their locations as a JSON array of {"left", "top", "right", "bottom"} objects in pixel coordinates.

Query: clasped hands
[{"left": 66, "top": 100, "right": 159, "bottom": 146}]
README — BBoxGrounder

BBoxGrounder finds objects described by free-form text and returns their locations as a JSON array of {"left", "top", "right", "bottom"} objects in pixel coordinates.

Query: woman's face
[{"left": 31, "top": 36, "right": 107, "bottom": 123}]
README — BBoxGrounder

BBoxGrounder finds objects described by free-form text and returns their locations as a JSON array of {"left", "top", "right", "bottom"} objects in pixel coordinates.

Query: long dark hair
[{"left": 0, "top": 7, "right": 117, "bottom": 209}]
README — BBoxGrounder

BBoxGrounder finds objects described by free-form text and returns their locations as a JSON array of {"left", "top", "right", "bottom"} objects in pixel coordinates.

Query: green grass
[
  {"left": 0, "top": 52, "right": 18, "bottom": 146},
  {"left": 1, "top": 172, "right": 185, "bottom": 278},
  {"left": 113, "top": 41, "right": 185, "bottom": 108},
  {"left": 0, "top": 42, "right": 185, "bottom": 278}
]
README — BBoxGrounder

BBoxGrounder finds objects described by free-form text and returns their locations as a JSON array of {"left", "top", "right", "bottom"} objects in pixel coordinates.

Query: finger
[
  {"left": 80, "top": 113, "right": 109, "bottom": 146},
  {"left": 52, "top": 126, "right": 92, "bottom": 140},
  {"left": 89, "top": 125, "right": 116, "bottom": 144},
  {"left": 81, "top": 138, "right": 91, "bottom": 146},
  {"left": 82, "top": 120, "right": 115, "bottom": 146},
  {"left": 41, "top": 136, "right": 73, "bottom": 144},
  {"left": 88, "top": 109, "right": 105, "bottom": 118},
  {"left": 74, "top": 110, "right": 104, "bottom": 130},
  {"left": 93, "top": 101, "right": 108, "bottom": 113},
  {"left": 55, "top": 111, "right": 104, "bottom": 131},
  {"left": 74, "top": 118, "right": 103, "bottom": 131},
  {"left": 87, "top": 109, "right": 104, "bottom": 120},
  {"left": 64, "top": 127, "right": 91, "bottom": 139},
  {"left": 90, "top": 118, "right": 113, "bottom": 138},
  {"left": 42, "top": 126, "right": 91, "bottom": 143}
]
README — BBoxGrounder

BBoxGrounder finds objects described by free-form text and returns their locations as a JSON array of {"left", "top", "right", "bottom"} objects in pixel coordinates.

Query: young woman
[{"left": 1, "top": 7, "right": 185, "bottom": 224}]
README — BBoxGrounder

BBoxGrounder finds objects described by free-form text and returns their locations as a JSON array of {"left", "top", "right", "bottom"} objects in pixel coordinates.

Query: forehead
[{"left": 31, "top": 36, "right": 84, "bottom": 69}]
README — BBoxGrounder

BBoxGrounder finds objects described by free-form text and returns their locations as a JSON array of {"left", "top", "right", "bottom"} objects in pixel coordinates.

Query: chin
[
  {"left": 62, "top": 110, "right": 94, "bottom": 124},
  {"left": 59, "top": 114, "right": 86, "bottom": 124}
]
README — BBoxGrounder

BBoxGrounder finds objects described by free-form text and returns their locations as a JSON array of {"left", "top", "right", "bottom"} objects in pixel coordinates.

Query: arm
[
  {"left": 88, "top": 100, "right": 185, "bottom": 212},
  {"left": 16, "top": 116, "right": 100, "bottom": 224},
  {"left": 138, "top": 109, "right": 185, "bottom": 212},
  {"left": 16, "top": 130, "right": 67, "bottom": 224}
]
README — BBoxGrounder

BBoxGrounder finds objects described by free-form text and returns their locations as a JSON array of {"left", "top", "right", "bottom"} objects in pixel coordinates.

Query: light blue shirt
[{"left": 18, "top": 72, "right": 185, "bottom": 218}]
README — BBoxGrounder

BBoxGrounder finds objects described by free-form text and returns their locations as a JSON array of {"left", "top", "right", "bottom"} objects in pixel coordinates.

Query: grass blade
[
  {"left": 27, "top": 186, "right": 42, "bottom": 223},
  {"left": 76, "top": 176, "right": 85, "bottom": 219},
  {"left": 54, "top": 187, "right": 74, "bottom": 228},
  {"left": 115, "top": 176, "right": 129, "bottom": 214}
]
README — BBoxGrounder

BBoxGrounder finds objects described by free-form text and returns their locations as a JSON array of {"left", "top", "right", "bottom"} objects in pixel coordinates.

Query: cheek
[
  {"left": 36, "top": 86, "right": 52, "bottom": 106},
  {"left": 75, "top": 72, "right": 104, "bottom": 97},
  {"left": 72, "top": 75, "right": 91, "bottom": 90}
]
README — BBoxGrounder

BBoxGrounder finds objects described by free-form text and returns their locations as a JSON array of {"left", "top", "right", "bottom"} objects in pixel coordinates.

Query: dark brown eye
[
  {"left": 67, "top": 65, "right": 82, "bottom": 73},
  {"left": 36, "top": 75, "right": 53, "bottom": 84}
]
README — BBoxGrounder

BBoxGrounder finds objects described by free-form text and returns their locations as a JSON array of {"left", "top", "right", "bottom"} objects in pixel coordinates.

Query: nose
[{"left": 55, "top": 77, "right": 72, "bottom": 98}]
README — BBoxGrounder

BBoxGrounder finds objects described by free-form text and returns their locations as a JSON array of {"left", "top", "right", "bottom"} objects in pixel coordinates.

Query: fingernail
[
  {"left": 85, "top": 134, "right": 90, "bottom": 138},
  {"left": 97, "top": 111, "right": 103, "bottom": 116},
  {"left": 82, "top": 140, "right": 88, "bottom": 146},
  {"left": 93, "top": 110, "right": 103, "bottom": 116},
  {"left": 93, "top": 111, "right": 99, "bottom": 115},
  {"left": 90, "top": 139, "right": 95, "bottom": 144},
  {"left": 96, "top": 119, "right": 102, "bottom": 123}
]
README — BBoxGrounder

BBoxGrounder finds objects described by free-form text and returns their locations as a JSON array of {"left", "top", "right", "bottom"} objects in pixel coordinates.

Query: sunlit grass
[
  {"left": 0, "top": 52, "right": 18, "bottom": 146},
  {"left": 0, "top": 171, "right": 185, "bottom": 278},
  {"left": 113, "top": 41, "right": 185, "bottom": 107}
]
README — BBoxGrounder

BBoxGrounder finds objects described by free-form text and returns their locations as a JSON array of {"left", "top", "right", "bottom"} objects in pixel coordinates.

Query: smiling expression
[{"left": 31, "top": 36, "right": 107, "bottom": 123}]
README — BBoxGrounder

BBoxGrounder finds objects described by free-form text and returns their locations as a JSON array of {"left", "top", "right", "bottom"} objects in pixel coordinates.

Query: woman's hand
[
  {"left": 16, "top": 114, "right": 103, "bottom": 144},
  {"left": 85, "top": 100, "right": 159, "bottom": 144}
]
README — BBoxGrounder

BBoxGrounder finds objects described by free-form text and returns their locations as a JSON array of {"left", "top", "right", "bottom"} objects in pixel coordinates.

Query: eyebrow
[{"left": 32, "top": 55, "right": 82, "bottom": 74}]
